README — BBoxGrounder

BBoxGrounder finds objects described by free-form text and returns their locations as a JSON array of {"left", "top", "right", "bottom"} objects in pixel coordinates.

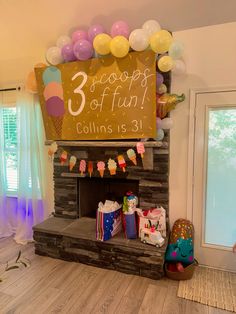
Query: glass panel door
[{"left": 205, "top": 109, "right": 236, "bottom": 247}]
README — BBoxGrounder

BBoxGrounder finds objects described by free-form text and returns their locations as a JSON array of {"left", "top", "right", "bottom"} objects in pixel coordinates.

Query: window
[{"left": 2, "top": 106, "right": 18, "bottom": 194}]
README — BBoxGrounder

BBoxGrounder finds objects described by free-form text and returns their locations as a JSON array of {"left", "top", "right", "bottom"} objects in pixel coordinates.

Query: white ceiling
[{"left": 0, "top": 0, "right": 236, "bottom": 83}]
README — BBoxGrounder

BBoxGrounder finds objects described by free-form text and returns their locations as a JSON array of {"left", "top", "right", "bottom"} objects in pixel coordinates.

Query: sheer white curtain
[{"left": 0, "top": 90, "right": 48, "bottom": 244}]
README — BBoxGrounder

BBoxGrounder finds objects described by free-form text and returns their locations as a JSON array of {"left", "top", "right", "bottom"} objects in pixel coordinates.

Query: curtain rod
[{"left": 0, "top": 87, "right": 21, "bottom": 92}]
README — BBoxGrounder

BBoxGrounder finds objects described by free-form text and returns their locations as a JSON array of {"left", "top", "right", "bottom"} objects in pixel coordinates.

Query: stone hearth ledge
[{"left": 33, "top": 217, "right": 168, "bottom": 280}]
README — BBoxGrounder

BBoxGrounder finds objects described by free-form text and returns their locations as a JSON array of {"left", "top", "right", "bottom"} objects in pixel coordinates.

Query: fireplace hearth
[{"left": 33, "top": 140, "right": 169, "bottom": 279}]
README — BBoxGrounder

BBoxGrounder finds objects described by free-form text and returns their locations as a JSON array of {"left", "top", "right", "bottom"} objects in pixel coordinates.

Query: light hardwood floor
[{"left": 0, "top": 237, "right": 231, "bottom": 314}]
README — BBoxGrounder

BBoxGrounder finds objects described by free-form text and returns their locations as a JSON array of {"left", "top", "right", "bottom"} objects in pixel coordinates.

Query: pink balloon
[
  {"left": 43, "top": 82, "right": 64, "bottom": 101},
  {"left": 71, "top": 30, "right": 88, "bottom": 43},
  {"left": 156, "top": 117, "right": 162, "bottom": 129},
  {"left": 88, "top": 24, "right": 105, "bottom": 42},
  {"left": 111, "top": 20, "right": 130, "bottom": 38},
  {"left": 73, "top": 39, "right": 94, "bottom": 60}
]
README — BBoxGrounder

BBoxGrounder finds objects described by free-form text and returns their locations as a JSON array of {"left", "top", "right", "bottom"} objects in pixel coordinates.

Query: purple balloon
[
  {"left": 46, "top": 96, "right": 65, "bottom": 117},
  {"left": 61, "top": 44, "right": 77, "bottom": 62},
  {"left": 72, "top": 30, "right": 88, "bottom": 43},
  {"left": 73, "top": 39, "right": 94, "bottom": 61},
  {"left": 88, "top": 24, "right": 104, "bottom": 42},
  {"left": 156, "top": 73, "right": 164, "bottom": 89},
  {"left": 156, "top": 117, "right": 162, "bottom": 129},
  {"left": 111, "top": 20, "right": 130, "bottom": 38}
]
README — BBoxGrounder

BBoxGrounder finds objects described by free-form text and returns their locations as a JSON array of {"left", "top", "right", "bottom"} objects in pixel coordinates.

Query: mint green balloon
[{"left": 169, "top": 41, "right": 184, "bottom": 59}]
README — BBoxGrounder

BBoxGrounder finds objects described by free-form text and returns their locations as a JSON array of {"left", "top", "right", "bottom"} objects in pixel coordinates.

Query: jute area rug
[{"left": 177, "top": 266, "right": 236, "bottom": 312}]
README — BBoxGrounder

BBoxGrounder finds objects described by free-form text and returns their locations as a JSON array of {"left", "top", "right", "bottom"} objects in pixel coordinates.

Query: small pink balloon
[
  {"left": 111, "top": 20, "right": 130, "bottom": 38},
  {"left": 43, "top": 82, "right": 64, "bottom": 101},
  {"left": 71, "top": 30, "right": 88, "bottom": 43},
  {"left": 88, "top": 24, "right": 104, "bottom": 42}
]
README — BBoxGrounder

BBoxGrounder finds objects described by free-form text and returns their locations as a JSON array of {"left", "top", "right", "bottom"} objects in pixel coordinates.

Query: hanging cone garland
[
  {"left": 79, "top": 160, "right": 86, "bottom": 176},
  {"left": 136, "top": 142, "right": 145, "bottom": 159},
  {"left": 88, "top": 161, "right": 94, "bottom": 178},
  {"left": 127, "top": 148, "right": 137, "bottom": 165},
  {"left": 60, "top": 150, "right": 68, "bottom": 165}
]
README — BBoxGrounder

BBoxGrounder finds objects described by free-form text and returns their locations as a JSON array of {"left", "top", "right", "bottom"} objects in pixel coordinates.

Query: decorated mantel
[{"left": 32, "top": 18, "right": 185, "bottom": 279}]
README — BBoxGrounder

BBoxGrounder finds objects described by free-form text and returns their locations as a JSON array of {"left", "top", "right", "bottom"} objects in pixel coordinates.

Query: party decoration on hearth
[
  {"left": 136, "top": 142, "right": 145, "bottom": 158},
  {"left": 107, "top": 159, "right": 117, "bottom": 175},
  {"left": 97, "top": 161, "right": 105, "bottom": 178},
  {"left": 127, "top": 149, "right": 137, "bottom": 165},
  {"left": 88, "top": 161, "right": 94, "bottom": 178},
  {"left": 117, "top": 155, "right": 126, "bottom": 172},
  {"left": 60, "top": 150, "right": 67, "bottom": 165},
  {"left": 156, "top": 93, "right": 185, "bottom": 118},
  {"left": 79, "top": 159, "right": 86, "bottom": 176},
  {"left": 48, "top": 141, "right": 58, "bottom": 159},
  {"left": 69, "top": 156, "right": 77, "bottom": 171},
  {"left": 122, "top": 192, "right": 138, "bottom": 239},
  {"left": 96, "top": 200, "right": 122, "bottom": 241}
]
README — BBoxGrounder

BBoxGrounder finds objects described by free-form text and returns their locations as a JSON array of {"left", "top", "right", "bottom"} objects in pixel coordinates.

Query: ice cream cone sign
[
  {"left": 117, "top": 155, "right": 126, "bottom": 172},
  {"left": 97, "top": 161, "right": 105, "bottom": 178},
  {"left": 60, "top": 150, "right": 68, "bottom": 165},
  {"left": 88, "top": 161, "right": 93, "bottom": 178},
  {"left": 48, "top": 141, "right": 58, "bottom": 159},
  {"left": 127, "top": 149, "right": 137, "bottom": 165},
  {"left": 69, "top": 156, "right": 77, "bottom": 171},
  {"left": 79, "top": 160, "right": 86, "bottom": 176},
  {"left": 108, "top": 159, "right": 117, "bottom": 175},
  {"left": 136, "top": 142, "right": 145, "bottom": 159}
]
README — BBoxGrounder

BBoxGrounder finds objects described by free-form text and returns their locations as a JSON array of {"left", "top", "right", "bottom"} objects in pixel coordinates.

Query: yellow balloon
[
  {"left": 93, "top": 33, "right": 111, "bottom": 55},
  {"left": 150, "top": 30, "right": 173, "bottom": 54},
  {"left": 158, "top": 56, "right": 174, "bottom": 72},
  {"left": 110, "top": 36, "right": 129, "bottom": 58}
]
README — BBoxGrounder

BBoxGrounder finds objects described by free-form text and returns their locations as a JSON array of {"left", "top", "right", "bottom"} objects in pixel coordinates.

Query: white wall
[{"left": 169, "top": 22, "right": 236, "bottom": 225}]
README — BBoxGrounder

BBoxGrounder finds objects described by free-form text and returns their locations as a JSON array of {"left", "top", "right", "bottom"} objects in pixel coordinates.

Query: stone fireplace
[{"left": 33, "top": 140, "right": 169, "bottom": 279}]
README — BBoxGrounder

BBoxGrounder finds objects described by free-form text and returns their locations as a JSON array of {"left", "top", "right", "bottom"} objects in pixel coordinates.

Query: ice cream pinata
[{"left": 42, "top": 66, "right": 65, "bottom": 139}]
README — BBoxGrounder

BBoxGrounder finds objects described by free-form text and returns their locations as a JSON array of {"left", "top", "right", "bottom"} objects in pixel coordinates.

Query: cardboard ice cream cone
[
  {"left": 99, "top": 170, "right": 104, "bottom": 178},
  {"left": 51, "top": 116, "right": 63, "bottom": 138},
  {"left": 130, "top": 156, "right": 137, "bottom": 165},
  {"left": 110, "top": 168, "right": 116, "bottom": 175}
]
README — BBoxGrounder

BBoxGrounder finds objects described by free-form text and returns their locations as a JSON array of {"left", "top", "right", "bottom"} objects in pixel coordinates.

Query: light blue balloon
[
  {"left": 155, "top": 128, "right": 164, "bottom": 141},
  {"left": 42, "top": 66, "right": 62, "bottom": 85},
  {"left": 169, "top": 41, "right": 184, "bottom": 60}
]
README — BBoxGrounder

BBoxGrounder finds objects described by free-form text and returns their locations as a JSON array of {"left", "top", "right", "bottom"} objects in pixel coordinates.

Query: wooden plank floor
[{"left": 0, "top": 237, "right": 231, "bottom": 314}]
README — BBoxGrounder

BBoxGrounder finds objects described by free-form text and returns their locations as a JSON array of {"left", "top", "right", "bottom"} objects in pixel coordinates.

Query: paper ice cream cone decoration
[
  {"left": 117, "top": 155, "right": 126, "bottom": 172},
  {"left": 69, "top": 156, "right": 77, "bottom": 171},
  {"left": 60, "top": 150, "right": 67, "bottom": 165},
  {"left": 48, "top": 141, "right": 58, "bottom": 159},
  {"left": 88, "top": 161, "right": 93, "bottom": 178},
  {"left": 108, "top": 158, "right": 117, "bottom": 175},
  {"left": 127, "top": 149, "right": 137, "bottom": 165},
  {"left": 97, "top": 161, "right": 105, "bottom": 178},
  {"left": 42, "top": 66, "right": 65, "bottom": 139},
  {"left": 136, "top": 142, "right": 145, "bottom": 159},
  {"left": 79, "top": 160, "right": 86, "bottom": 176}
]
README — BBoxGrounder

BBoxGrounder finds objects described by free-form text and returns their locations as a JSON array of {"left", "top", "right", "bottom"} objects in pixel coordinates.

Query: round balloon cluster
[{"left": 45, "top": 19, "right": 186, "bottom": 75}]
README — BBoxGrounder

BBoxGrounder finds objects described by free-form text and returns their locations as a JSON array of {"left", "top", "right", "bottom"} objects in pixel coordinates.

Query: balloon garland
[{"left": 26, "top": 19, "right": 186, "bottom": 139}]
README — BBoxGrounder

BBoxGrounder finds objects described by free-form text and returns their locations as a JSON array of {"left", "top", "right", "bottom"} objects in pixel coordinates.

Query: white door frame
[{"left": 187, "top": 86, "right": 236, "bottom": 221}]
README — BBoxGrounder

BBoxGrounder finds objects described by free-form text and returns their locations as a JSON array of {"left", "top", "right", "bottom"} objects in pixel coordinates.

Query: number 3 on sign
[{"left": 68, "top": 71, "right": 87, "bottom": 116}]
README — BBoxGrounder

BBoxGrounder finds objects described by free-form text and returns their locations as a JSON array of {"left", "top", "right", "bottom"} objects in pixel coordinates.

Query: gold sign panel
[{"left": 35, "top": 50, "right": 156, "bottom": 140}]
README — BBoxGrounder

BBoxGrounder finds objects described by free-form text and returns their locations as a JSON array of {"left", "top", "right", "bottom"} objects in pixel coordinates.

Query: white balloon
[
  {"left": 172, "top": 59, "right": 186, "bottom": 75},
  {"left": 56, "top": 35, "right": 72, "bottom": 48},
  {"left": 46, "top": 46, "right": 63, "bottom": 65},
  {"left": 142, "top": 20, "right": 161, "bottom": 39},
  {"left": 169, "top": 41, "right": 184, "bottom": 59},
  {"left": 155, "top": 128, "right": 164, "bottom": 141},
  {"left": 159, "top": 118, "right": 173, "bottom": 129},
  {"left": 129, "top": 29, "right": 149, "bottom": 51}
]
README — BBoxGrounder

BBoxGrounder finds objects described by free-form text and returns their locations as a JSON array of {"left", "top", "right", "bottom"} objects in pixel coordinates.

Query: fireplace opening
[{"left": 78, "top": 178, "right": 139, "bottom": 218}]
